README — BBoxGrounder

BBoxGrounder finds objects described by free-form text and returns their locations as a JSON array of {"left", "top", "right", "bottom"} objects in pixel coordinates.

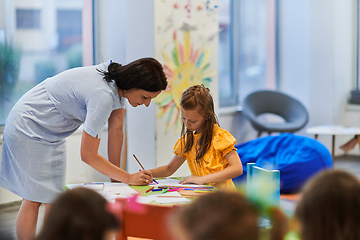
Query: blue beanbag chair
[{"left": 233, "top": 133, "right": 333, "bottom": 193}]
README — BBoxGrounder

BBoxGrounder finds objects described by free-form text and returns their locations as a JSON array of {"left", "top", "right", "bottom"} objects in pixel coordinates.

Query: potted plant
[{"left": 0, "top": 42, "right": 22, "bottom": 118}]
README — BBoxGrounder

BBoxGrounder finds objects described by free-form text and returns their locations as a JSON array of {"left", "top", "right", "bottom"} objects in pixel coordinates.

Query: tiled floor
[{"left": 1, "top": 154, "right": 360, "bottom": 240}]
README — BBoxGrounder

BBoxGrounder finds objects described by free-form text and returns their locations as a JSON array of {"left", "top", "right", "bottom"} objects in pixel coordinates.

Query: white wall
[{"left": 220, "top": 0, "right": 359, "bottom": 158}]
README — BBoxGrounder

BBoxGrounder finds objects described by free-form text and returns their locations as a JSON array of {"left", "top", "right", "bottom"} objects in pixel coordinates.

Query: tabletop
[
  {"left": 65, "top": 177, "right": 213, "bottom": 205},
  {"left": 306, "top": 125, "right": 360, "bottom": 135}
]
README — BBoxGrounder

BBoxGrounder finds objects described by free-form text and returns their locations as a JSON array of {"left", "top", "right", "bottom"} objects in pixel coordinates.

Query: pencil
[
  {"left": 133, "top": 154, "right": 145, "bottom": 170},
  {"left": 133, "top": 154, "right": 159, "bottom": 184}
]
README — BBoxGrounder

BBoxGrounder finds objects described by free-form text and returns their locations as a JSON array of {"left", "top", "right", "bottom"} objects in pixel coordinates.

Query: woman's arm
[
  {"left": 150, "top": 155, "right": 186, "bottom": 178},
  {"left": 180, "top": 150, "right": 243, "bottom": 185},
  {"left": 107, "top": 108, "right": 125, "bottom": 168},
  {"left": 80, "top": 130, "right": 152, "bottom": 185}
]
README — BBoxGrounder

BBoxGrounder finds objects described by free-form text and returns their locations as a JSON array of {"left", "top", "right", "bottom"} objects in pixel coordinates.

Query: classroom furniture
[
  {"left": 246, "top": 163, "right": 280, "bottom": 207},
  {"left": 246, "top": 163, "right": 300, "bottom": 219},
  {"left": 115, "top": 198, "right": 181, "bottom": 240},
  {"left": 306, "top": 125, "right": 360, "bottom": 159},
  {"left": 234, "top": 133, "right": 333, "bottom": 194},
  {"left": 242, "top": 90, "right": 308, "bottom": 137}
]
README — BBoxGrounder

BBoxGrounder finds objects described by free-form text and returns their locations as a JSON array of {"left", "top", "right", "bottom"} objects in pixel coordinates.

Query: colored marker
[
  {"left": 162, "top": 188, "right": 169, "bottom": 194},
  {"left": 145, "top": 186, "right": 154, "bottom": 193},
  {"left": 152, "top": 188, "right": 162, "bottom": 192},
  {"left": 195, "top": 190, "right": 212, "bottom": 193},
  {"left": 167, "top": 188, "right": 180, "bottom": 192}
]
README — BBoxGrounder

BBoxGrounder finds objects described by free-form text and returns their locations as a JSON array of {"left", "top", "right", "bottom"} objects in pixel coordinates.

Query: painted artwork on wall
[
  {"left": 154, "top": 0, "right": 218, "bottom": 134},
  {"left": 154, "top": 30, "right": 216, "bottom": 132},
  {"left": 154, "top": 0, "right": 219, "bottom": 174}
]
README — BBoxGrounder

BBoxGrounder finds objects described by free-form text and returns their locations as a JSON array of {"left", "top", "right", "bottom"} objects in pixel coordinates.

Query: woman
[{"left": 0, "top": 57, "right": 167, "bottom": 240}]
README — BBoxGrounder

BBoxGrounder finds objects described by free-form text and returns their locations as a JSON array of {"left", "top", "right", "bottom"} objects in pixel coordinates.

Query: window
[
  {"left": 0, "top": 0, "right": 93, "bottom": 127},
  {"left": 218, "top": 0, "right": 278, "bottom": 108},
  {"left": 16, "top": 9, "right": 41, "bottom": 29}
]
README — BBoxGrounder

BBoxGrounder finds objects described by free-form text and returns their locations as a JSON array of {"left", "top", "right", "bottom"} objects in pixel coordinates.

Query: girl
[
  {"left": 150, "top": 84, "right": 243, "bottom": 190},
  {"left": 0, "top": 57, "right": 166, "bottom": 240}
]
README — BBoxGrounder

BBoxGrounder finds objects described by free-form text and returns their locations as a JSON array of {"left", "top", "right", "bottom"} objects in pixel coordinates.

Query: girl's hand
[
  {"left": 128, "top": 170, "right": 153, "bottom": 185},
  {"left": 179, "top": 175, "right": 204, "bottom": 185}
]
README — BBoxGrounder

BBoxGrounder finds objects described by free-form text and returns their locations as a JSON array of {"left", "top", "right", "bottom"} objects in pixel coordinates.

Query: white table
[{"left": 306, "top": 125, "right": 360, "bottom": 158}]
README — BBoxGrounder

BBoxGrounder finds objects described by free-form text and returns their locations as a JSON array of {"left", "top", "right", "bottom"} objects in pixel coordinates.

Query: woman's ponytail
[{"left": 97, "top": 62, "right": 122, "bottom": 82}]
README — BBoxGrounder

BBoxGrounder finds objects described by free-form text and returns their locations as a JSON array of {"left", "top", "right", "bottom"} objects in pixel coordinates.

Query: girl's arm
[
  {"left": 180, "top": 150, "right": 243, "bottom": 185},
  {"left": 80, "top": 130, "right": 152, "bottom": 185},
  {"left": 150, "top": 155, "right": 186, "bottom": 178}
]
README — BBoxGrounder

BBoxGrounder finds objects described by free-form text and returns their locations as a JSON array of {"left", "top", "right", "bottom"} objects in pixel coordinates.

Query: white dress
[{"left": 0, "top": 61, "right": 125, "bottom": 203}]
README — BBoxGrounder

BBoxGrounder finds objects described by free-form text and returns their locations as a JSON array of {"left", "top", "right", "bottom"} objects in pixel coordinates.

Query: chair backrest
[
  {"left": 246, "top": 163, "right": 280, "bottom": 209},
  {"left": 242, "top": 90, "right": 308, "bottom": 133},
  {"left": 115, "top": 198, "right": 181, "bottom": 240}
]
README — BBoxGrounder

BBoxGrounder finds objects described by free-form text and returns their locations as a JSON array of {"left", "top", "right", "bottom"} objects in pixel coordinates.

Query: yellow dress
[{"left": 173, "top": 124, "right": 237, "bottom": 191}]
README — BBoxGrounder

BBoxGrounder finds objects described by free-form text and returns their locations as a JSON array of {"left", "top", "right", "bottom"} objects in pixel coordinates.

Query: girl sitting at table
[{"left": 150, "top": 85, "right": 243, "bottom": 191}]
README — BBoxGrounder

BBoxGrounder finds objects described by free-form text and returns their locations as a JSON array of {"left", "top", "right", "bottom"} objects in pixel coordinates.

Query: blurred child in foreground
[
  {"left": 170, "top": 191, "right": 288, "bottom": 240},
  {"left": 294, "top": 169, "right": 360, "bottom": 240},
  {"left": 35, "top": 188, "right": 119, "bottom": 240}
]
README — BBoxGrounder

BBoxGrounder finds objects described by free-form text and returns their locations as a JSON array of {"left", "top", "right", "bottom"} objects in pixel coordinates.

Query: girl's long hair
[{"left": 180, "top": 85, "right": 219, "bottom": 164}]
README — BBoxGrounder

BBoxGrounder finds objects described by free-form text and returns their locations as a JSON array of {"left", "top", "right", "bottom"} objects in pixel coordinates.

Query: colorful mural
[{"left": 154, "top": 30, "right": 216, "bottom": 133}]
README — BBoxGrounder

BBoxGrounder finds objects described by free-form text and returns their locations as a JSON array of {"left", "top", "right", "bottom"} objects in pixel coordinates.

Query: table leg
[{"left": 332, "top": 135, "right": 335, "bottom": 160}]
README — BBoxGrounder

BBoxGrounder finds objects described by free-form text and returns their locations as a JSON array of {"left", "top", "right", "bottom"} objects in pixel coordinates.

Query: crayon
[
  {"left": 152, "top": 188, "right": 162, "bottom": 192},
  {"left": 145, "top": 186, "right": 154, "bottom": 193}
]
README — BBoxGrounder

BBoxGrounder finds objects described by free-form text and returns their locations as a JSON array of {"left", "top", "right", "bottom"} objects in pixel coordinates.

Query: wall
[{"left": 220, "top": 0, "right": 359, "bottom": 158}]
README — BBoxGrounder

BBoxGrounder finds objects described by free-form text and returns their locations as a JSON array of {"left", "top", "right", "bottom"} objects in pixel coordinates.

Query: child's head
[
  {"left": 180, "top": 84, "right": 217, "bottom": 132},
  {"left": 170, "top": 191, "right": 259, "bottom": 240},
  {"left": 36, "top": 188, "right": 119, "bottom": 240},
  {"left": 295, "top": 169, "right": 360, "bottom": 240},
  {"left": 180, "top": 85, "right": 219, "bottom": 161}
]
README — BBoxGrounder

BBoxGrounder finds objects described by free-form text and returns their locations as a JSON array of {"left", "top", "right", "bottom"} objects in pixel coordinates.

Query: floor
[{"left": 1, "top": 154, "right": 360, "bottom": 240}]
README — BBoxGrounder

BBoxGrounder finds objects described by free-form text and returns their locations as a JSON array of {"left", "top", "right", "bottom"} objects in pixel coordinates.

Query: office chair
[{"left": 242, "top": 90, "right": 308, "bottom": 137}]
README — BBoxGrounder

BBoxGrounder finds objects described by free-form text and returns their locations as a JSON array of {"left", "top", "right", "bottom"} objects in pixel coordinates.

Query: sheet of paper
[
  {"left": 65, "top": 182, "right": 138, "bottom": 202},
  {"left": 136, "top": 196, "right": 156, "bottom": 204},
  {"left": 148, "top": 191, "right": 191, "bottom": 204},
  {"left": 152, "top": 177, "right": 210, "bottom": 188}
]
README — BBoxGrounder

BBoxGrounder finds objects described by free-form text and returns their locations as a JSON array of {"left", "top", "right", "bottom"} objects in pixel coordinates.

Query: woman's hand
[
  {"left": 127, "top": 170, "right": 153, "bottom": 185},
  {"left": 179, "top": 175, "right": 204, "bottom": 185}
]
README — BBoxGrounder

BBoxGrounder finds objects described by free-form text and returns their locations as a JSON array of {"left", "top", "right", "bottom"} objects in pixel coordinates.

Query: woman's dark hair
[
  {"left": 98, "top": 57, "right": 167, "bottom": 92},
  {"left": 295, "top": 170, "right": 360, "bottom": 240},
  {"left": 35, "top": 188, "right": 119, "bottom": 240},
  {"left": 180, "top": 84, "right": 219, "bottom": 164}
]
